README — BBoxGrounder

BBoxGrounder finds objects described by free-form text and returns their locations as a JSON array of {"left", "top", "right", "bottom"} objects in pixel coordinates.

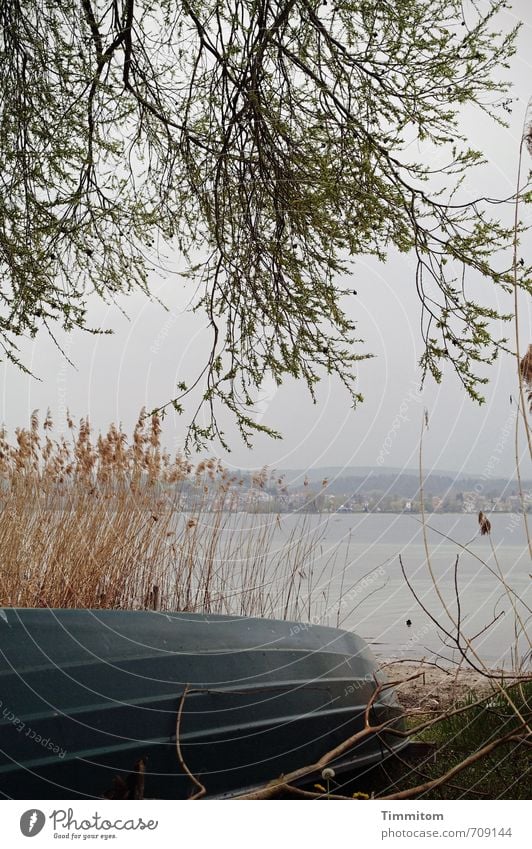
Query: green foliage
[
  {"left": 423, "top": 682, "right": 532, "bottom": 751},
  {"left": 0, "top": 1, "right": 528, "bottom": 447},
  {"left": 408, "top": 682, "right": 532, "bottom": 799}
]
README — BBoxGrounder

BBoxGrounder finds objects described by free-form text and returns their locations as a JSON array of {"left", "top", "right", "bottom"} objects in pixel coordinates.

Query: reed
[{"left": 0, "top": 409, "right": 343, "bottom": 622}]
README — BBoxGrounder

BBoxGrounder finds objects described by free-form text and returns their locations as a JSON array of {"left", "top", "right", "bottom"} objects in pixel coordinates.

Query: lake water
[{"left": 208, "top": 512, "right": 531, "bottom": 669}]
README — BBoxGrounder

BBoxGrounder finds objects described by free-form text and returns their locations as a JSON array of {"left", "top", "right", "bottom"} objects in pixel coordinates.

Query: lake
[{"left": 205, "top": 511, "right": 531, "bottom": 669}]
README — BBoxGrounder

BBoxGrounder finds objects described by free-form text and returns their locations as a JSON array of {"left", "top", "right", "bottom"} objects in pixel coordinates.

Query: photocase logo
[{"left": 20, "top": 809, "right": 46, "bottom": 837}]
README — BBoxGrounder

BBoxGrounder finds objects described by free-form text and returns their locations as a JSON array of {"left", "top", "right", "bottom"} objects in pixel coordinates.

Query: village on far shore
[{"left": 175, "top": 466, "right": 532, "bottom": 515}]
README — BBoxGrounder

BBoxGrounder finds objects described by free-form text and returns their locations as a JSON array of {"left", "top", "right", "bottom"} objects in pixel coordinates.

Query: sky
[{"left": 1, "top": 0, "right": 532, "bottom": 482}]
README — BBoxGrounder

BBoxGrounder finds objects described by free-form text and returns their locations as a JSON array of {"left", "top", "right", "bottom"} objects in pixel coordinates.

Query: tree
[{"left": 0, "top": 1, "right": 528, "bottom": 448}]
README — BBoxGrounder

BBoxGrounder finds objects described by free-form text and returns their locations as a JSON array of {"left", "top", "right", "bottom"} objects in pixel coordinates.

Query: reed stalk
[{"left": 0, "top": 410, "right": 348, "bottom": 624}]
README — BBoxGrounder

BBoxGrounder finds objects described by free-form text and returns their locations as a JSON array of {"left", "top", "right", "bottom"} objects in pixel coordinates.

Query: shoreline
[{"left": 377, "top": 659, "right": 524, "bottom": 711}]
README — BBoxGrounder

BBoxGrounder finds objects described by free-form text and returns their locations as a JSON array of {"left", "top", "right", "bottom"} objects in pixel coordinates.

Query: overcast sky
[{"left": 2, "top": 1, "right": 531, "bottom": 481}]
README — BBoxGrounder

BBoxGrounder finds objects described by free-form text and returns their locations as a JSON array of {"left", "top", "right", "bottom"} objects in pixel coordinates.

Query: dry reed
[
  {"left": 0, "top": 410, "right": 345, "bottom": 621},
  {"left": 520, "top": 343, "right": 532, "bottom": 413}
]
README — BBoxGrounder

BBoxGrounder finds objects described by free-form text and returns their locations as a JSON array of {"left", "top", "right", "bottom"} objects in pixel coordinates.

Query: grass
[
  {"left": 295, "top": 683, "right": 532, "bottom": 800},
  {"left": 399, "top": 681, "right": 532, "bottom": 799},
  {"left": 425, "top": 682, "right": 531, "bottom": 749}
]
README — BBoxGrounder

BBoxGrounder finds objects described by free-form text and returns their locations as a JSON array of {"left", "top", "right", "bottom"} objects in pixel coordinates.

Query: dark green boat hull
[{"left": 0, "top": 609, "right": 405, "bottom": 798}]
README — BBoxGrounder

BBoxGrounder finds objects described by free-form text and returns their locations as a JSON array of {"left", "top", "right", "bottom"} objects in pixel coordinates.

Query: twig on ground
[
  {"left": 379, "top": 727, "right": 529, "bottom": 800},
  {"left": 176, "top": 685, "right": 206, "bottom": 800}
]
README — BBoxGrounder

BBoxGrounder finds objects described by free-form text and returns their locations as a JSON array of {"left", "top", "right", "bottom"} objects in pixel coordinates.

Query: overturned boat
[{"left": 0, "top": 608, "right": 406, "bottom": 798}]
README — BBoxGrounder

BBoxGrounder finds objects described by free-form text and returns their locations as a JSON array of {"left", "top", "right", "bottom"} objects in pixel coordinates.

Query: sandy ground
[{"left": 377, "top": 660, "right": 504, "bottom": 712}]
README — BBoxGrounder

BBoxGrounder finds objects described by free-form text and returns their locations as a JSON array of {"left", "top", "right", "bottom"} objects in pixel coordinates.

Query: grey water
[{"left": 214, "top": 511, "right": 531, "bottom": 669}]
